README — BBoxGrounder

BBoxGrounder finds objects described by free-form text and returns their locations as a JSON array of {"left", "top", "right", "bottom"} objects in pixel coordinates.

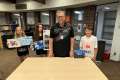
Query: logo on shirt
[
  {"left": 54, "top": 27, "right": 71, "bottom": 41},
  {"left": 85, "top": 44, "right": 91, "bottom": 49}
]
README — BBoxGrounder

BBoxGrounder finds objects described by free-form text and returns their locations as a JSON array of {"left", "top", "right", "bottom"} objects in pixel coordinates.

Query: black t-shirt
[
  {"left": 17, "top": 46, "right": 29, "bottom": 56},
  {"left": 39, "top": 35, "right": 43, "bottom": 40},
  {"left": 50, "top": 23, "right": 74, "bottom": 57}
]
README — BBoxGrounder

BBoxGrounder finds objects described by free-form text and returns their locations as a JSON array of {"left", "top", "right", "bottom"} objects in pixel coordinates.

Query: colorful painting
[
  {"left": 34, "top": 40, "right": 44, "bottom": 50},
  {"left": 7, "top": 39, "right": 21, "bottom": 48},
  {"left": 43, "top": 30, "right": 50, "bottom": 50},
  {"left": 18, "top": 36, "right": 33, "bottom": 46},
  {"left": 7, "top": 36, "right": 33, "bottom": 48}
]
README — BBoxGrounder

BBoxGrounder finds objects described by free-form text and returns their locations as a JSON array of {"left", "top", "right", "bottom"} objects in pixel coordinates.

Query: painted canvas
[
  {"left": 7, "top": 39, "right": 21, "bottom": 48},
  {"left": 34, "top": 40, "right": 44, "bottom": 50},
  {"left": 18, "top": 36, "right": 33, "bottom": 46},
  {"left": 7, "top": 36, "right": 33, "bottom": 48},
  {"left": 43, "top": 30, "right": 50, "bottom": 50}
]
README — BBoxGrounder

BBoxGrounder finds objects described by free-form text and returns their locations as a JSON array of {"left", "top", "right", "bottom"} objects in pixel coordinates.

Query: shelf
[
  {"left": 104, "top": 18, "right": 116, "bottom": 20},
  {"left": 103, "top": 30, "right": 114, "bottom": 34},
  {"left": 101, "top": 39, "right": 112, "bottom": 43},
  {"left": 102, "top": 36, "right": 113, "bottom": 40}
]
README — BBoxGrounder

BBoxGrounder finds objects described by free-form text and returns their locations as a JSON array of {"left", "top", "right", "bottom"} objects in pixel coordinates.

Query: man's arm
[
  {"left": 70, "top": 37, "right": 74, "bottom": 57},
  {"left": 48, "top": 38, "right": 54, "bottom": 57},
  {"left": 69, "top": 26, "right": 75, "bottom": 57}
]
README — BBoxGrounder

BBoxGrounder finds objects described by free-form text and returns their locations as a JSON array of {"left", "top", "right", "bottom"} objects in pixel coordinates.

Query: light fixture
[
  {"left": 13, "top": 13, "right": 20, "bottom": 17},
  {"left": 104, "top": 6, "right": 111, "bottom": 10},
  {"left": 74, "top": 11, "right": 82, "bottom": 14},
  {"left": 42, "top": 13, "right": 49, "bottom": 16}
]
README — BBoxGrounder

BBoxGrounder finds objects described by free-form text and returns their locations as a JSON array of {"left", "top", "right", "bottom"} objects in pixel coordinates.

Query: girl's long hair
[
  {"left": 34, "top": 23, "right": 43, "bottom": 41},
  {"left": 14, "top": 26, "right": 25, "bottom": 38}
]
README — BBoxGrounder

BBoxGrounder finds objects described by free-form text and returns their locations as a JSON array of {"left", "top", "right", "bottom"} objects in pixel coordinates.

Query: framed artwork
[
  {"left": 7, "top": 36, "right": 33, "bottom": 48},
  {"left": 18, "top": 36, "right": 33, "bottom": 46},
  {"left": 43, "top": 30, "right": 50, "bottom": 50},
  {"left": 7, "top": 39, "right": 21, "bottom": 48},
  {"left": 34, "top": 40, "right": 44, "bottom": 50}
]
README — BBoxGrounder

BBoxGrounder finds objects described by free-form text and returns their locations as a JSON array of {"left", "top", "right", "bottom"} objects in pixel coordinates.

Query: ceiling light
[
  {"left": 74, "top": 11, "right": 82, "bottom": 14},
  {"left": 42, "top": 13, "right": 49, "bottom": 16},
  {"left": 13, "top": 14, "right": 20, "bottom": 16},
  {"left": 104, "top": 6, "right": 111, "bottom": 10}
]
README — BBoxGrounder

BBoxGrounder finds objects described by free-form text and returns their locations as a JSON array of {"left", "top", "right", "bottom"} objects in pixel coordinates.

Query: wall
[
  {"left": 0, "top": 13, "right": 7, "bottom": 25},
  {"left": 18, "top": 0, "right": 97, "bottom": 10},
  {"left": 0, "top": 2, "right": 15, "bottom": 11},
  {"left": 96, "top": 3, "right": 118, "bottom": 40},
  {"left": 0, "top": 0, "right": 118, "bottom": 11},
  {"left": 27, "top": 12, "right": 35, "bottom": 25},
  {"left": 83, "top": 6, "right": 96, "bottom": 30},
  {"left": 110, "top": 3, "right": 120, "bottom": 61},
  {"left": 96, "top": 11, "right": 104, "bottom": 40},
  {"left": 41, "top": 12, "right": 49, "bottom": 25},
  {"left": 14, "top": 0, "right": 118, "bottom": 11}
]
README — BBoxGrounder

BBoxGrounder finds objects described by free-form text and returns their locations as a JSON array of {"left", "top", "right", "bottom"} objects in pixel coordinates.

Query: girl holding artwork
[
  {"left": 33, "top": 23, "right": 47, "bottom": 56},
  {"left": 15, "top": 26, "right": 29, "bottom": 62}
]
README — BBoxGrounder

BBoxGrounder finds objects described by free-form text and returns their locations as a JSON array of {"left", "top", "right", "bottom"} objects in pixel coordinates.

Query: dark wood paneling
[{"left": 83, "top": 6, "right": 96, "bottom": 30}]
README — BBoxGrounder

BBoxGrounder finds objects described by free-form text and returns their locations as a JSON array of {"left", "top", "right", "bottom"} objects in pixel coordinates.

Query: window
[
  {"left": 72, "top": 10, "right": 84, "bottom": 49},
  {"left": 73, "top": 11, "right": 84, "bottom": 27},
  {"left": 41, "top": 12, "right": 50, "bottom": 25},
  {"left": 27, "top": 12, "right": 35, "bottom": 25},
  {"left": 102, "top": 11, "right": 116, "bottom": 40}
]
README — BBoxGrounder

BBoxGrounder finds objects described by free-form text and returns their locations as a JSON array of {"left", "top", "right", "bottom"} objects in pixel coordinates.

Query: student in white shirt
[{"left": 80, "top": 25, "right": 98, "bottom": 61}]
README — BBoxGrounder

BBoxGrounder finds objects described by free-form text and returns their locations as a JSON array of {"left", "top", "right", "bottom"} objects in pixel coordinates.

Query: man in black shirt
[{"left": 48, "top": 10, "right": 74, "bottom": 57}]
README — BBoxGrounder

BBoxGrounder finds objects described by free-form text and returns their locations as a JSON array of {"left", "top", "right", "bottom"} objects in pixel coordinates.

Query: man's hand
[
  {"left": 48, "top": 53, "right": 54, "bottom": 57},
  {"left": 48, "top": 38, "right": 54, "bottom": 57},
  {"left": 92, "top": 56, "right": 96, "bottom": 62},
  {"left": 70, "top": 50, "right": 74, "bottom": 57},
  {"left": 48, "top": 50, "right": 54, "bottom": 57}
]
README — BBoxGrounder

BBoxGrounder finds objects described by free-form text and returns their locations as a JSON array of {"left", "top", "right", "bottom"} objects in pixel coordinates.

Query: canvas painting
[
  {"left": 18, "top": 36, "right": 33, "bottom": 46},
  {"left": 43, "top": 30, "right": 50, "bottom": 50},
  {"left": 7, "top": 39, "right": 21, "bottom": 48},
  {"left": 7, "top": 36, "right": 33, "bottom": 48},
  {"left": 34, "top": 40, "right": 44, "bottom": 50}
]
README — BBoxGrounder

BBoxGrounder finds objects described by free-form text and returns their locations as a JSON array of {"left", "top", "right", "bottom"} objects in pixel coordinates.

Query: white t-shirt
[{"left": 80, "top": 35, "right": 98, "bottom": 58}]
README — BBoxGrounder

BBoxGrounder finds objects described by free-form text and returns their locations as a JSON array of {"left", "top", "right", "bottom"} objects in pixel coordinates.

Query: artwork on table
[
  {"left": 43, "top": 30, "right": 50, "bottom": 50},
  {"left": 7, "top": 36, "right": 33, "bottom": 48},
  {"left": 74, "top": 49, "right": 86, "bottom": 58}
]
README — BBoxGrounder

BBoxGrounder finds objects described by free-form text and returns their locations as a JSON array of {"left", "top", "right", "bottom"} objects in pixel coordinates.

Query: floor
[{"left": 0, "top": 49, "right": 120, "bottom": 80}]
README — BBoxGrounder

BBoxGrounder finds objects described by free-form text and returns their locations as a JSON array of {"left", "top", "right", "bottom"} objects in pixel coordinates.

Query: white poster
[{"left": 43, "top": 30, "right": 50, "bottom": 50}]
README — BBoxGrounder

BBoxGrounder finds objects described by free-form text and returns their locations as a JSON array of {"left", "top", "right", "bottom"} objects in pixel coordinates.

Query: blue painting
[
  {"left": 17, "top": 36, "right": 33, "bottom": 46},
  {"left": 34, "top": 40, "right": 44, "bottom": 50},
  {"left": 74, "top": 49, "right": 86, "bottom": 58}
]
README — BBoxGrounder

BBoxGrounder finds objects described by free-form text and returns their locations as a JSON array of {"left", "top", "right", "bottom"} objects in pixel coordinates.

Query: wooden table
[{"left": 7, "top": 57, "right": 108, "bottom": 80}]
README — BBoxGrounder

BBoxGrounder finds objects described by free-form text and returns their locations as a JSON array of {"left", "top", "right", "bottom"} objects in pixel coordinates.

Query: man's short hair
[{"left": 56, "top": 10, "right": 66, "bottom": 17}]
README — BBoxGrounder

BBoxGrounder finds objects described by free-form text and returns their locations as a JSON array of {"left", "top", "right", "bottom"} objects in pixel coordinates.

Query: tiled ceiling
[{"left": 5, "top": 0, "right": 45, "bottom": 4}]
